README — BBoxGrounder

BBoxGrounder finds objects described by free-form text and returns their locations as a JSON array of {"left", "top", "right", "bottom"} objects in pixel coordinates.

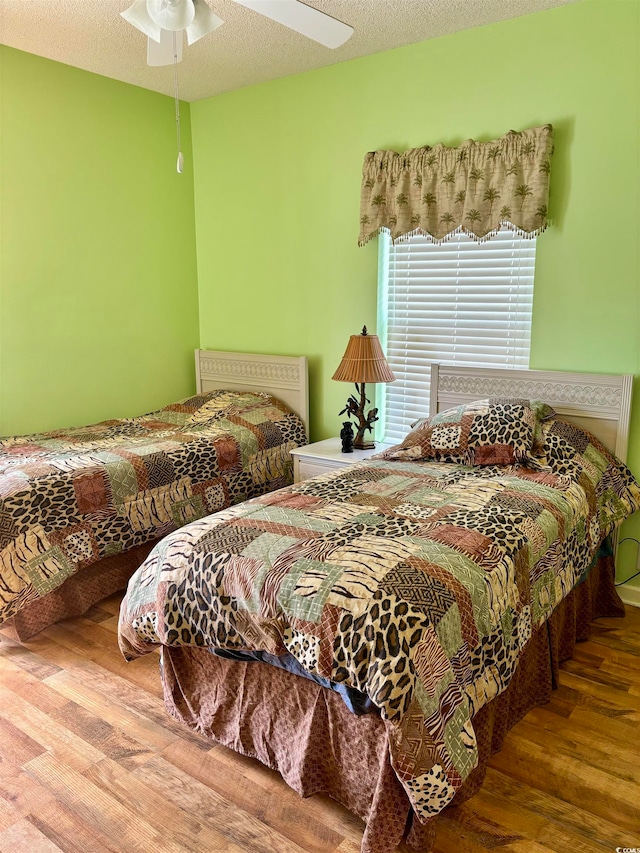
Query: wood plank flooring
[{"left": 0, "top": 596, "right": 638, "bottom": 853}]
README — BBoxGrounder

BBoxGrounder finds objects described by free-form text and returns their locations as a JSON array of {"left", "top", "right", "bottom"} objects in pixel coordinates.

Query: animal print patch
[{"left": 381, "top": 399, "right": 545, "bottom": 466}]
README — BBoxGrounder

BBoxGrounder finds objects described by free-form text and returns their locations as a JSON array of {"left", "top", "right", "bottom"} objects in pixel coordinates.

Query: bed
[
  {"left": 118, "top": 364, "right": 639, "bottom": 853},
  {"left": 0, "top": 349, "right": 308, "bottom": 640}
]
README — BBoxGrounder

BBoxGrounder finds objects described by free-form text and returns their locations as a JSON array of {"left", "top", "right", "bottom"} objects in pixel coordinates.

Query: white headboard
[
  {"left": 430, "top": 364, "right": 633, "bottom": 463},
  {"left": 195, "top": 350, "right": 309, "bottom": 438}
]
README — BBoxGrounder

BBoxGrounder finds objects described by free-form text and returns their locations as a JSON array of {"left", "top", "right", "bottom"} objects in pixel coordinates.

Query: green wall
[
  {"left": 0, "top": 47, "right": 199, "bottom": 434},
  {"left": 191, "top": 0, "right": 640, "bottom": 584},
  {"left": 2, "top": 2, "right": 639, "bottom": 587}
]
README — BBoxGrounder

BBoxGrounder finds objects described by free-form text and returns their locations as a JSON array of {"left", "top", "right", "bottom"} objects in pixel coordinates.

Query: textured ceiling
[{"left": 1, "top": 0, "right": 578, "bottom": 102}]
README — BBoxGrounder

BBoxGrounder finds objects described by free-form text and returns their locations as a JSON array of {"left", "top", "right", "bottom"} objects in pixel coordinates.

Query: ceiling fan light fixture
[
  {"left": 146, "top": 0, "right": 196, "bottom": 32},
  {"left": 186, "top": 0, "right": 225, "bottom": 46},
  {"left": 120, "top": 0, "right": 223, "bottom": 175},
  {"left": 120, "top": 0, "right": 162, "bottom": 42}
]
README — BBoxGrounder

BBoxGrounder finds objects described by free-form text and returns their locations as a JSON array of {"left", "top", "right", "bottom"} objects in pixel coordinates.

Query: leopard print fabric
[{"left": 380, "top": 398, "right": 552, "bottom": 467}]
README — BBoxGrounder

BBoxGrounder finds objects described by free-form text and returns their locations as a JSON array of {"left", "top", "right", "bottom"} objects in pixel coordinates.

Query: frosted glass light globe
[{"left": 146, "top": 0, "right": 195, "bottom": 32}]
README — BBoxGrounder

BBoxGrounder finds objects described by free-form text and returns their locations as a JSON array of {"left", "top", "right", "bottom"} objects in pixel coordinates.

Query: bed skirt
[
  {"left": 159, "top": 555, "right": 624, "bottom": 853},
  {"left": 11, "top": 542, "right": 156, "bottom": 641}
]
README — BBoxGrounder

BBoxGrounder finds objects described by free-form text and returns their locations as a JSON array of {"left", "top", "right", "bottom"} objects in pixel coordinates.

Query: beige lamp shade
[{"left": 332, "top": 326, "right": 395, "bottom": 384}]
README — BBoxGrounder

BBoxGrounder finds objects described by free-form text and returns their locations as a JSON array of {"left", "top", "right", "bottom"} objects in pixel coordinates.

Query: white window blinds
[{"left": 378, "top": 230, "right": 536, "bottom": 445}]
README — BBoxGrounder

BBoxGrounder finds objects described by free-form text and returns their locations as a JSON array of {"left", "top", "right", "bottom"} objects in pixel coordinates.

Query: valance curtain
[{"left": 358, "top": 124, "right": 553, "bottom": 247}]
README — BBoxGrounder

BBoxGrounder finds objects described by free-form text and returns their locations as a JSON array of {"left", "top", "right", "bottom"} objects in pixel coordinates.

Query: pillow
[
  {"left": 532, "top": 415, "right": 621, "bottom": 474},
  {"left": 529, "top": 400, "right": 557, "bottom": 456},
  {"left": 380, "top": 398, "right": 555, "bottom": 466},
  {"left": 185, "top": 390, "right": 272, "bottom": 426},
  {"left": 157, "top": 389, "right": 272, "bottom": 426},
  {"left": 530, "top": 416, "right": 640, "bottom": 532}
]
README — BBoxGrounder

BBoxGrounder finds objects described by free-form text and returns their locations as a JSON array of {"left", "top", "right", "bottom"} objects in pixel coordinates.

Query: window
[{"left": 378, "top": 230, "right": 536, "bottom": 445}]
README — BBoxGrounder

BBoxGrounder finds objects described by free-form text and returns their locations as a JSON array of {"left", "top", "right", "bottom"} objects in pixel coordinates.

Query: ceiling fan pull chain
[{"left": 173, "top": 31, "right": 184, "bottom": 173}]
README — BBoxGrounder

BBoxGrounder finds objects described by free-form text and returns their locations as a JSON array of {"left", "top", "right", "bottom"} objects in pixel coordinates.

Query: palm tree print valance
[{"left": 358, "top": 124, "right": 553, "bottom": 246}]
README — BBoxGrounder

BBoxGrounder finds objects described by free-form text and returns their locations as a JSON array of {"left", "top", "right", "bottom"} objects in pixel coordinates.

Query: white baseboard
[{"left": 617, "top": 584, "right": 640, "bottom": 609}]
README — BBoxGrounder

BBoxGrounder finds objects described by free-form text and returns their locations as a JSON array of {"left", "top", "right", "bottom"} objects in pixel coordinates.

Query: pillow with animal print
[
  {"left": 531, "top": 416, "right": 624, "bottom": 475},
  {"left": 380, "top": 399, "right": 555, "bottom": 466},
  {"left": 529, "top": 417, "right": 640, "bottom": 529},
  {"left": 179, "top": 390, "right": 272, "bottom": 425},
  {"left": 529, "top": 400, "right": 557, "bottom": 457}
]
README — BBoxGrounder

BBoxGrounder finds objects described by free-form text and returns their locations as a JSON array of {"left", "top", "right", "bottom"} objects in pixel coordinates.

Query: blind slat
[{"left": 381, "top": 231, "right": 536, "bottom": 444}]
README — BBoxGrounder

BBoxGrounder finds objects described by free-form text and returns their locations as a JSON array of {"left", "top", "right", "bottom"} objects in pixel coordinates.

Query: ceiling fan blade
[
  {"left": 231, "top": 0, "right": 353, "bottom": 49},
  {"left": 147, "top": 29, "right": 184, "bottom": 65},
  {"left": 186, "top": 0, "right": 225, "bottom": 45},
  {"left": 121, "top": 0, "right": 162, "bottom": 42}
]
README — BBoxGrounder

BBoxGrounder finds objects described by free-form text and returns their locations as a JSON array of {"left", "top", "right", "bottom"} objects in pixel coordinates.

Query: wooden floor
[{"left": 0, "top": 598, "right": 638, "bottom": 853}]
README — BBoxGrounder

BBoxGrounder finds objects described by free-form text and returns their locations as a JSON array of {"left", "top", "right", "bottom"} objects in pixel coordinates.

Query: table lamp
[{"left": 332, "top": 326, "right": 395, "bottom": 449}]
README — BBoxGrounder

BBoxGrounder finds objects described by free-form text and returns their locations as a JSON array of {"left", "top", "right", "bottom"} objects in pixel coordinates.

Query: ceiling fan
[
  {"left": 121, "top": 0, "right": 353, "bottom": 173},
  {"left": 121, "top": 0, "right": 354, "bottom": 66}
]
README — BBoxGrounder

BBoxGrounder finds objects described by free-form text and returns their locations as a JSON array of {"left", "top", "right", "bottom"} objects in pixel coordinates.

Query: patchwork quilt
[
  {"left": 119, "top": 420, "right": 640, "bottom": 821},
  {"left": 0, "top": 390, "right": 306, "bottom": 626}
]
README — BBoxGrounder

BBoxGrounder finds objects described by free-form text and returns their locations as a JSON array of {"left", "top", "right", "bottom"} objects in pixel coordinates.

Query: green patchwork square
[
  {"left": 242, "top": 532, "right": 299, "bottom": 563},
  {"left": 350, "top": 512, "right": 387, "bottom": 526},
  {"left": 532, "top": 568, "right": 556, "bottom": 624},
  {"left": 409, "top": 538, "right": 491, "bottom": 638},
  {"left": 444, "top": 704, "right": 476, "bottom": 776},
  {"left": 248, "top": 445, "right": 291, "bottom": 486},
  {"left": 431, "top": 405, "right": 465, "bottom": 425},
  {"left": 580, "top": 444, "right": 609, "bottom": 485},
  {"left": 105, "top": 459, "right": 138, "bottom": 506},
  {"left": 436, "top": 602, "right": 463, "bottom": 659},
  {"left": 251, "top": 506, "right": 335, "bottom": 533},
  {"left": 414, "top": 667, "right": 454, "bottom": 717},
  {"left": 505, "top": 477, "right": 573, "bottom": 527},
  {"left": 104, "top": 541, "right": 123, "bottom": 556},
  {"left": 371, "top": 474, "right": 413, "bottom": 492},
  {"left": 598, "top": 489, "right": 629, "bottom": 527},
  {"left": 125, "top": 443, "right": 164, "bottom": 458},
  {"left": 171, "top": 495, "right": 206, "bottom": 526},
  {"left": 500, "top": 606, "right": 514, "bottom": 641},
  {"left": 583, "top": 443, "right": 608, "bottom": 474},
  {"left": 150, "top": 410, "right": 190, "bottom": 426},
  {"left": 96, "top": 451, "right": 127, "bottom": 464},
  {"left": 406, "top": 487, "right": 451, "bottom": 507},
  {"left": 360, "top": 475, "right": 417, "bottom": 499},
  {"left": 27, "top": 546, "right": 74, "bottom": 595},
  {"left": 34, "top": 438, "right": 69, "bottom": 451},
  {"left": 367, "top": 459, "right": 448, "bottom": 478},
  {"left": 123, "top": 559, "right": 162, "bottom": 612},
  {"left": 278, "top": 558, "right": 344, "bottom": 623},
  {"left": 237, "top": 408, "right": 269, "bottom": 425},
  {"left": 536, "top": 508, "right": 559, "bottom": 549},
  {"left": 238, "top": 533, "right": 299, "bottom": 613},
  {"left": 217, "top": 421, "right": 259, "bottom": 467}
]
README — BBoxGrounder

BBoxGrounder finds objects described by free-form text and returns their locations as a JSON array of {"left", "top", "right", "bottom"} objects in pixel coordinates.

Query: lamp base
[
  {"left": 338, "top": 382, "right": 380, "bottom": 453},
  {"left": 353, "top": 435, "right": 375, "bottom": 450}
]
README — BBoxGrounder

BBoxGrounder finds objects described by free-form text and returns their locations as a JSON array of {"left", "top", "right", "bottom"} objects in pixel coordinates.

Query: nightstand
[{"left": 291, "top": 438, "right": 395, "bottom": 483}]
